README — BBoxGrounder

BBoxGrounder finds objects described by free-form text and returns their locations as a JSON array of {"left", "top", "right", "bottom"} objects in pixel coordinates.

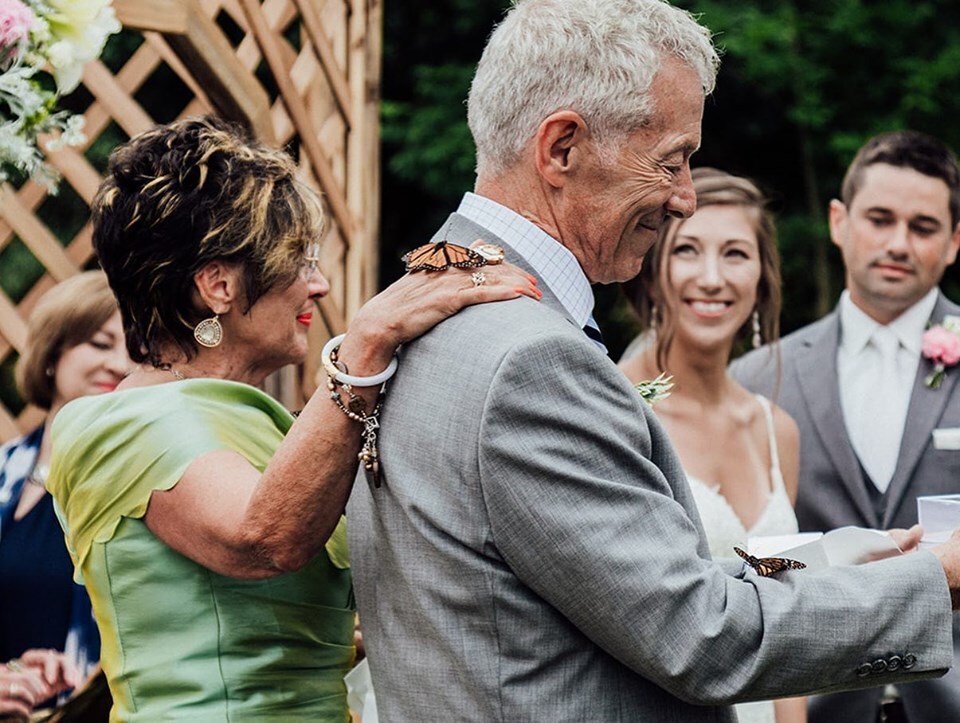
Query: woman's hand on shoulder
[
  {"left": 352, "top": 242, "right": 541, "bottom": 350},
  {"left": 337, "top": 242, "right": 541, "bottom": 374}
]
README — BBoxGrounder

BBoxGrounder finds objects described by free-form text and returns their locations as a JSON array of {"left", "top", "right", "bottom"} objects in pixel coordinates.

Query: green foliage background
[{"left": 381, "top": 0, "right": 960, "bottom": 360}]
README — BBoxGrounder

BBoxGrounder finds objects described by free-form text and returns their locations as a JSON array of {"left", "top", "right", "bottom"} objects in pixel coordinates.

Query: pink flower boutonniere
[{"left": 922, "top": 315, "right": 960, "bottom": 389}]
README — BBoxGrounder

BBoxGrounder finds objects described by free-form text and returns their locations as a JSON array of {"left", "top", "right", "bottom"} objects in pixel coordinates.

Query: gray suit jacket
[
  {"left": 732, "top": 292, "right": 960, "bottom": 721},
  {"left": 348, "top": 214, "right": 954, "bottom": 722}
]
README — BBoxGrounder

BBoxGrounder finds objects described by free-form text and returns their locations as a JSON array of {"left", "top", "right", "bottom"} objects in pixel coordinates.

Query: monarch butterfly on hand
[
  {"left": 733, "top": 547, "right": 806, "bottom": 577},
  {"left": 402, "top": 241, "right": 486, "bottom": 272}
]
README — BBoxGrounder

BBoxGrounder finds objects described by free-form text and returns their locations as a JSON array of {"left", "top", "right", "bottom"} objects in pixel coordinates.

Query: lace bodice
[{"left": 686, "top": 395, "right": 799, "bottom": 562}]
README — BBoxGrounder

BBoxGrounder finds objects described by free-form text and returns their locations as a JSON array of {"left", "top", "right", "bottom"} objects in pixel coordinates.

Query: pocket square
[{"left": 933, "top": 427, "right": 960, "bottom": 450}]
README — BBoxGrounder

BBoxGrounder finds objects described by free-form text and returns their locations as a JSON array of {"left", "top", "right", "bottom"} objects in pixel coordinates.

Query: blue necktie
[{"left": 583, "top": 318, "right": 608, "bottom": 355}]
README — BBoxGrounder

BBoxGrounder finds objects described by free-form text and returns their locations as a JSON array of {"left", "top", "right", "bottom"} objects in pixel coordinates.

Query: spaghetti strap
[{"left": 754, "top": 394, "right": 782, "bottom": 489}]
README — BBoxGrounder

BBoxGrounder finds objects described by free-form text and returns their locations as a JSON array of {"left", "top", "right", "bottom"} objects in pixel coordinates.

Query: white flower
[
  {"left": 42, "top": 0, "right": 120, "bottom": 92},
  {"left": 635, "top": 372, "right": 674, "bottom": 407},
  {"left": 941, "top": 315, "right": 960, "bottom": 335},
  {"left": 45, "top": 113, "right": 86, "bottom": 151}
]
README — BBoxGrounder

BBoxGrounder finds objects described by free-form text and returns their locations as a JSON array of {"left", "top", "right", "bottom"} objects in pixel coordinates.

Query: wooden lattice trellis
[{"left": 0, "top": 0, "right": 382, "bottom": 441}]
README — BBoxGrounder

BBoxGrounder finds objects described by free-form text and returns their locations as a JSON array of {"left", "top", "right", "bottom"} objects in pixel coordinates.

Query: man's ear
[
  {"left": 534, "top": 110, "right": 590, "bottom": 188},
  {"left": 827, "top": 199, "right": 848, "bottom": 251},
  {"left": 946, "top": 222, "right": 960, "bottom": 267},
  {"left": 193, "top": 261, "right": 238, "bottom": 315}
]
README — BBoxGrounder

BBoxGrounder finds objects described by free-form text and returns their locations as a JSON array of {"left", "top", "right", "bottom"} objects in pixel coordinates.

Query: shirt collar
[
  {"left": 456, "top": 192, "right": 595, "bottom": 327},
  {"left": 839, "top": 287, "right": 939, "bottom": 356}
]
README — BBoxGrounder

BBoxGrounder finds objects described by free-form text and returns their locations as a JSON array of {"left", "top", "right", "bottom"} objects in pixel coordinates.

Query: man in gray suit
[
  {"left": 733, "top": 132, "right": 960, "bottom": 722},
  {"left": 347, "top": 2, "right": 960, "bottom": 720}
]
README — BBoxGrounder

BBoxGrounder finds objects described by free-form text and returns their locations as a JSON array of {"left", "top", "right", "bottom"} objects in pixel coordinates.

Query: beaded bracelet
[
  {"left": 324, "top": 364, "right": 386, "bottom": 488},
  {"left": 321, "top": 333, "right": 398, "bottom": 387}
]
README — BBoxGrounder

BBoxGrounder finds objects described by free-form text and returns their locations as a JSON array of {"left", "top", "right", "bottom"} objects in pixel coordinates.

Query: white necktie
[{"left": 850, "top": 327, "right": 905, "bottom": 492}]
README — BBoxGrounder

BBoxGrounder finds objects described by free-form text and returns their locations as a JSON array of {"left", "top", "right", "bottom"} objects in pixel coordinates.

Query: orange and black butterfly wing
[
  {"left": 401, "top": 242, "right": 445, "bottom": 271},
  {"left": 733, "top": 546, "right": 806, "bottom": 577},
  {"left": 755, "top": 557, "right": 807, "bottom": 577},
  {"left": 402, "top": 241, "right": 484, "bottom": 271},
  {"left": 733, "top": 546, "right": 757, "bottom": 567}
]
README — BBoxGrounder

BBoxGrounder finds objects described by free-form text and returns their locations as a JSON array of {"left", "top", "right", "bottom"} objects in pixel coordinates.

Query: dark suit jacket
[{"left": 732, "top": 291, "right": 960, "bottom": 722}]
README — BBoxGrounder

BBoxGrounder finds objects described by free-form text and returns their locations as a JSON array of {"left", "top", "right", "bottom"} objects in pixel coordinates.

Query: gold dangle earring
[
  {"left": 751, "top": 309, "right": 762, "bottom": 349},
  {"left": 194, "top": 315, "right": 223, "bottom": 348}
]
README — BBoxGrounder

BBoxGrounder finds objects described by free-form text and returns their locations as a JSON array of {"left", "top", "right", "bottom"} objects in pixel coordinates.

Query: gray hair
[{"left": 467, "top": 0, "right": 720, "bottom": 177}]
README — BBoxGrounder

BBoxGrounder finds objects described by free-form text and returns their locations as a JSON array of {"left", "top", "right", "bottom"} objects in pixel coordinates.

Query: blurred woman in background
[
  {"left": 0, "top": 270, "right": 128, "bottom": 719},
  {"left": 620, "top": 168, "right": 804, "bottom": 723}
]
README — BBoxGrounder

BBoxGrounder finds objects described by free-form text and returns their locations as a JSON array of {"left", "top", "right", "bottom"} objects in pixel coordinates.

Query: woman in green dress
[{"left": 47, "top": 116, "right": 540, "bottom": 721}]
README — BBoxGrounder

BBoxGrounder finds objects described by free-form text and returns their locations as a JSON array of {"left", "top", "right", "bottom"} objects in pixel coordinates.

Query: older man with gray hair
[{"left": 348, "top": 1, "right": 960, "bottom": 720}]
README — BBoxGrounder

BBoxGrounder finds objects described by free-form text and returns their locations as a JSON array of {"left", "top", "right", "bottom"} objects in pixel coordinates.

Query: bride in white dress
[{"left": 620, "top": 168, "right": 806, "bottom": 723}]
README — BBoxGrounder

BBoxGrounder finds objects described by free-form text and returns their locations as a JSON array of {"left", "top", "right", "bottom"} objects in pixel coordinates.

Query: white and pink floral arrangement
[{"left": 0, "top": 0, "right": 120, "bottom": 189}]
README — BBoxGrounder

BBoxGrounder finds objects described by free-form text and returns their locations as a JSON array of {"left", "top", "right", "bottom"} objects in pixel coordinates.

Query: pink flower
[
  {"left": 922, "top": 326, "right": 960, "bottom": 366},
  {"left": 0, "top": 0, "right": 35, "bottom": 63}
]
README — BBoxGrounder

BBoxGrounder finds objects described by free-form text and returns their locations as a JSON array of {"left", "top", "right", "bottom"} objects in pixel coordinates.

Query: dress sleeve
[{"left": 47, "top": 390, "right": 230, "bottom": 577}]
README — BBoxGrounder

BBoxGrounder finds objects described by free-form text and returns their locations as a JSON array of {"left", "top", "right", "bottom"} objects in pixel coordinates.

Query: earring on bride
[{"left": 751, "top": 309, "right": 762, "bottom": 349}]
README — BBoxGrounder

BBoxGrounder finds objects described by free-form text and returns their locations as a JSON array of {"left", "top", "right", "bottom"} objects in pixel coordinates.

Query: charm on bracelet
[{"left": 323, "top": 341, "right": 387, "bottom": 488}]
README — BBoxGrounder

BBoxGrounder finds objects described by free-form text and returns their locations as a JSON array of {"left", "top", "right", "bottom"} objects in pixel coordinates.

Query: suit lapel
[
  {"left": 882, "top": 293, "right": 960, "bottom": 527},
  {"left": 794, "top": 311, "right": 881, "bottom": 527}
]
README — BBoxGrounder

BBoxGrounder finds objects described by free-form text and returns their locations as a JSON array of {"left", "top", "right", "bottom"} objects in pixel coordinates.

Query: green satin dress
[{"left": 48, "top": 379, "right": 355, "bottom": 721}]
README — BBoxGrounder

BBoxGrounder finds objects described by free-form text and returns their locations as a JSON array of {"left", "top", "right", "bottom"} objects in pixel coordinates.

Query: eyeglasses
[{"left": 303, "top": 240, "right": 321, "bottom": 273}]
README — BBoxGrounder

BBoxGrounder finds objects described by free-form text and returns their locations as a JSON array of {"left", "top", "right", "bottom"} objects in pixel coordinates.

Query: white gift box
[
  {"left": 918, "top": 494, "right": 960, "bottom": 547},
  {"left": 748, "top": 527, "right": 902, "bottom": 571}
]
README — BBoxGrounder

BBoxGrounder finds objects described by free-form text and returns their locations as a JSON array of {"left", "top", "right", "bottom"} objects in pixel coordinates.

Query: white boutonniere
[
  {"left": 635, "top": 372, "right": 674, "bottom": 406},
  {"left": 922, "top": 315, "right": 960, "bottom": 389}
]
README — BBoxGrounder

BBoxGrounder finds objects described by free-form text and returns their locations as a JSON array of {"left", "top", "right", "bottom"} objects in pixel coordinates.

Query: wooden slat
[
  {"left": 82, "top": 60, "right": 156, "bottom": 138},
  {"left": 0, "top": 289, "right": 28, "bottom": 353},
  {"left": 42, "top": 145, "right": 105, "bottom": 204},
  {"left": 0, "top": 187, "right": 78, "bottom": 281},
  {"left": 293, "top": 0, "right": 353, "bottom": 128},
  {"left": 143, "top": 31, "right": 215, "bottom": 113},
  {"left": 165, "top": 0, "right": 276, "bottom": 141},
  {"left": 239, "top": 0, "right": 355, "bottom": 239},
  {"left": 114, "top": 0, "right": 192, "bottom": 33},
  {"left": 345, "top": 0, "right": 368, "bottom": 319}
]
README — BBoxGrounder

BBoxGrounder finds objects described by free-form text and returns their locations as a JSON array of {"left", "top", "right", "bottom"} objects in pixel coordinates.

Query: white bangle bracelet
[{"left": 321, "top": 333, "right": 399, "bottom": 387}]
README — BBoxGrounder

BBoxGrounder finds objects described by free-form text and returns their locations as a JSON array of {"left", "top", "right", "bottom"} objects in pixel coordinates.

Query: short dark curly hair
[{"left": 91, "top": 115, "right": 323, "bottom": 366}]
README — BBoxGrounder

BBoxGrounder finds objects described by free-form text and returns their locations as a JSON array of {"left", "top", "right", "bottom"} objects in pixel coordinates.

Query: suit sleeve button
[
  {"left": 871, "top": 659, "right": 888, "bottom": 673},
  {"left": 887, "top": 655, "right": 902, "bottom": 672},
  {"left": 857, "top": 663, "right": 873, "bottom": 677},
  {"left": 903, "top": 654, "right": 917, "bottom": 669}
]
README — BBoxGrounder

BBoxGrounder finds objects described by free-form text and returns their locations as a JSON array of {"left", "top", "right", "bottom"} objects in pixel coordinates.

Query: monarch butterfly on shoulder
[
  {"left": 402, "top": 241, "right": 486, "bottom": 272},
  {"left": 733, "top": 546, "right": 806, "bottom": 577}
]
